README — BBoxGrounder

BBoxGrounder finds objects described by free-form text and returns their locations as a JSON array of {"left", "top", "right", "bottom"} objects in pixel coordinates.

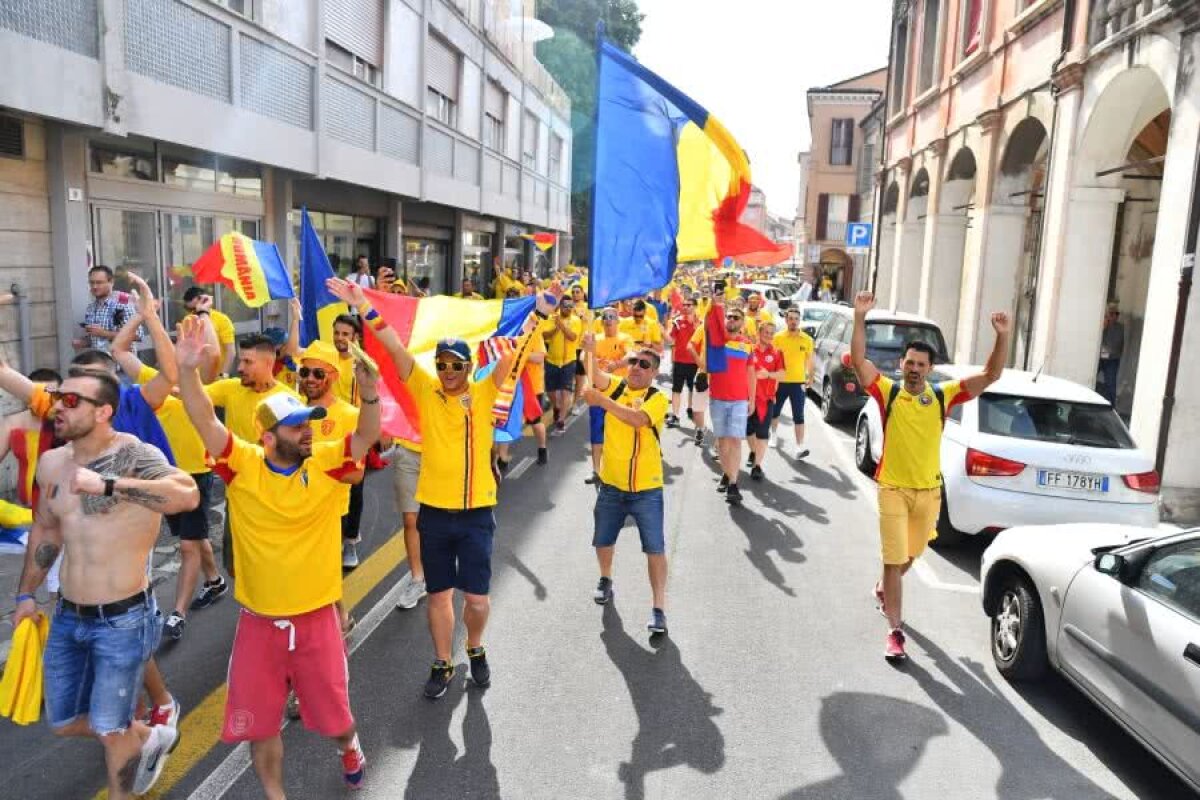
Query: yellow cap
[{"left": 298, "top": 340, "right": 342, "bottom": 373}]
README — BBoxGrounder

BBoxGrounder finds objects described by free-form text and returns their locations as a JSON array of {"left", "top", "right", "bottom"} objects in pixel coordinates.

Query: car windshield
[
  {"left": 803, "top": 308, "right": 832, "bottom": 322},
  {"left": 864, "top": 322, "right": 949, "bottom": 363},
  {"left": 978, "top": 394, "right": 1136, "bottom": 449}
]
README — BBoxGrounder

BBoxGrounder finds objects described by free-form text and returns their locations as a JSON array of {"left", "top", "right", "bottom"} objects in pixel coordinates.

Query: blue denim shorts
[
  {"left": 418, "top": 504, "right": 496, "bottom": 595},
  {"left": 710, "top": 399, "right": 749, "bottom": 439},
  {"left": 44, "top": 595, "right": 162, "bottom": 735},
  {"left": 593, "top": 484, "right": 665, "bottom": 554},
  {"left": 545, "top": 363, "right": 574, "bottom": 393},
  {"left": 772, "top": 382, "right": 807, "bottom": 423}
]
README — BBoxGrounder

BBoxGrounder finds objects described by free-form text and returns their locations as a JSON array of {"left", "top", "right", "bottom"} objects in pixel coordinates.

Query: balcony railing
[{"left": 1089, "top": 0, "right": 1175, "bottom": 46}]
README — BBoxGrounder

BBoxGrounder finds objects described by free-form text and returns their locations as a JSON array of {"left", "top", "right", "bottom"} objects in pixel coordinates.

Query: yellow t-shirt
[
  {"left": 618, "top": 318, "right": 664, "bottom": 350},
  {"left": 598, "top": 379, "right": 669, "bottom": 492},
  {"left": 773, "top": 330, "right": 815, "bottom": 383},
  {"left": 311, "top": 397, "right": 362, "bottom": 512},
  {"left": 408, "top": 366, "right": 501, "bottom": 509},
  {"left": 543, "top": 314, "right": 583, "bottom": 367},
  {"left": 869, "top": 376, "right": 970, "bottom": 489},
  {"left": 334, "top": 353, "right": 359, "bottom": 406},
  {"left": 204, "top": 378, "right": 300, "bottom": 444},
  {"left": 188, "top": 310, "right": 236, "bottom": 347},
  {"left": 526, "top": 330, "right": 547, "bottom": 396},
  {"left": 137, "top": 365, "right": 209, "bottom": 475},
  {"left": 213, "top": 433, "right": 359, "bottom": 616},
  {"left": 595, "top": 332, "right": 633, "bottom": 378}
]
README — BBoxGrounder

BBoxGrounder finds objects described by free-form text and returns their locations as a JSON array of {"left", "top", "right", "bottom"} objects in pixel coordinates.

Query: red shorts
[{"left": 222, "top": 604, "right": 353, "bottom": 743}]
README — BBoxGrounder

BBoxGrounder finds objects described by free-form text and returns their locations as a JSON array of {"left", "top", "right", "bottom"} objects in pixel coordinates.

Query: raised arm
[
  {"left": 13, "top": 460, "right": 63, "bottom": 626},
  {"left": 326, "top": 278, "right": 413, "bottom": 379},
  {"left": 349, "top": 361, "right": 381, "bottom": 461},
  {"left": 0, "top": 352, "right": 35, "bottom": 407},
  {"left": 581, "top": 332, "right": 612, "bottom": 393},
  {"left": 175, "top": 316, "right": 231, "bottom": 456},
  {"left": 490, "top": 286, "right": 559, "bottom": 389},
  {"left": 850, "top": 291, "right": 880, "bottom": 389},
  {"left": 126, "top": 274, "right": 178, "bottom": 409},
  {"left": 282, "top": 297, "right": 302, "bottom": 359},
  {"left": 961, "top": 312, "right": 1012, "bottom": 398},
  {"left": 111, "top": 304, "right": 147, "bottom": 380}
]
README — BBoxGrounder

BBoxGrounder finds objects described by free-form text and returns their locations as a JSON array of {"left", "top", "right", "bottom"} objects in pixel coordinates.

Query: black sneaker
[
  {"left": 423, "top": 660, "right": 455, "bottom": 699},
  {"left": 750, "top": 465, "right": 765, "bottom": 481},
  {"left": 726, "top": 484, "right": 743, "bottom": 506},
  {"left": 467, "top": 646, "right": 491, "bottom": 687},
  {"left": 665, "top": 414, "right": 679, "bottom": 429},
  {"left": 647, "top": 608, "right": 668, "bottom": 635},
  {"left": 694, "top": 429, "right": 704, "bottom": 446},
  {"left": 717, "top": 475, "right": 729, "bottom": 493},
  {"left": 190, "top": 576, "right": 228, "bottom": 610},
  {"left": 593, "top": 576, "right": 614, "bottom": 605},
  {"left": 747, "top": 453, "right": 756, "bottom": 468},
  {"left": 795, "top": 448, "right": 810, "bottom": 460},
  {"left": 536, "top": 448, "right": 548, "bottom": 465},
  {"left": 496, "top": 458, "right": 511, "bottom": 475},
  {"left": 163, "top": 611, "right": 186, "bottom": 641},
  {"left": 686, "top": 407, "right": 693, "bottom": 421}
]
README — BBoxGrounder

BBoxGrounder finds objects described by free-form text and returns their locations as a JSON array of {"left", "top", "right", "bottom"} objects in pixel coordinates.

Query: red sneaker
[
  {"left": 149, "top": 697, "right": 180, "bottom": 729},
  {"left": 341, "top": 737, "right": 366, "bottom": 789},
  {"left": 873, "top": 583, "right": 886, "bottom": 617},
  {"left": 885, "top": 629, "right": 907, "bottom": 662}
]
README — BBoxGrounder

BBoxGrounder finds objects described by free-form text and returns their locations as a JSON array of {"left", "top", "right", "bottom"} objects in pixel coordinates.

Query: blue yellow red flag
[
  {"left": 299, "top": 207, "right": 346, "bottom": 346},
  {"left": 191, "top": 233, "right": 294, "bottom": 308}
]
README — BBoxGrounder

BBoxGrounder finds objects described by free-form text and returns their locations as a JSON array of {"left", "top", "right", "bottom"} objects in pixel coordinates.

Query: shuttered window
[
  {"left": 522, "top": 112, "right": 539, "bottom": 169},
  {"left": 427, "top": 35, "right": 461, "bottom": 103},
  {"left": 485, "top": 81, "right": 505, "bottom": 120},
  {"left": 325, "top": 0, "right": 383, "bottom": 66},
  {"left": 816, "top": 193, "right": 829, "bottom": 240},
  {"left": 0, "top": 116, "right": 23, "bottom": 159},
  {"left": 830, "top": 119, "right": 854, "bottom": 166}
]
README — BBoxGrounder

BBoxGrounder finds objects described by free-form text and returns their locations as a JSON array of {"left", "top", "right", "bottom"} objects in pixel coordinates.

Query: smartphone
[
  {"left": 348, "top": 340, "right": 379, "bottom": 378},
  {"left": 714, "top": 279, "right": 726, "bottom": 293}
]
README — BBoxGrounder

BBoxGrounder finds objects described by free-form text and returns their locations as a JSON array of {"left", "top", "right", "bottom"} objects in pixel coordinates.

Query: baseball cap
[
  {"left": 298, "top": 340, "right": 341, "bottom": 373},
  {"left": 255, "top": 393, "right": 326, "bottom": 432},
  {"left": 435, "top": 338, "right": 472, "bottom": 361},
  {"left": 262, "top": 327, "right": 288, "bottom": 347}
]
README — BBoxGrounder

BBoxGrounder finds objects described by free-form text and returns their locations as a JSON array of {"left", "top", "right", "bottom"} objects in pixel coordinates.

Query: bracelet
[
  {"left": 369, "top": 317, "right": 389, "bottom": 332},
  {"left": 14, "top": 593, "right": 34, "bottom": 604},
  {"left": 361, "top": 396, "right": 380, "bottom": 405}
]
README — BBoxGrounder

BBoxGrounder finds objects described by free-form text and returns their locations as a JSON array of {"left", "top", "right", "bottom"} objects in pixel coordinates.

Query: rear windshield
[
  {"left": 865, "top": 322, "right": 949, "bottom": 363},
  {"left": 978, "top": 394, "right": 1136, "bottom": 449}
]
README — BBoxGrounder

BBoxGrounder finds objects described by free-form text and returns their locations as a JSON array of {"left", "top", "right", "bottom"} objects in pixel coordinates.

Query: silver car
[{"left": 982, "top": 524, "right": 1200, "bottom": 792}]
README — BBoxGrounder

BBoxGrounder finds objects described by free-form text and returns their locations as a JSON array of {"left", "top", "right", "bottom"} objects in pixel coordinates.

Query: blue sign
[{"left": 846, "top": 222, "right": 873, "bottom": 248}]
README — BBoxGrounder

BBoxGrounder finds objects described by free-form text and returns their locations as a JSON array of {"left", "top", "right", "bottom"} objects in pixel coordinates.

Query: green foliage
[{"left": 535, "top": 0, "right": 643, "bottom": 261}]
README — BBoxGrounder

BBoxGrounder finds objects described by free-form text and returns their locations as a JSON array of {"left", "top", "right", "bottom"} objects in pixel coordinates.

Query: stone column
[
  {"left": 925, "top": 214, "right": 968, "bottom": 354},
  {"left": 973, "top": 203, "right": 1029, "bottom": 363},
  {"left": 917, "top": 138, "right": 948, "bottom": 319},
  {"left": 45, "top": 122, "right": 90, "bottom": 371},
  {"left": 954, "top": 109, "right": 1004, "bottom": 362},
  {"left": 886, "top": 156, "right": 913, "bottom": 309}
]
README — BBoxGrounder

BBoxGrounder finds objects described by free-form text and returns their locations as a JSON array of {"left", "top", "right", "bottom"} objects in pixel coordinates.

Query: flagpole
[{"left": 586, "top": 20, "right": 606, "bottom": 312}]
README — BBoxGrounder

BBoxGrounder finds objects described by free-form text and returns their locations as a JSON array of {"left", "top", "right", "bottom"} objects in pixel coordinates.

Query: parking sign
[{"left": 846, "top": 222, "right": 873, "bottom": 248}]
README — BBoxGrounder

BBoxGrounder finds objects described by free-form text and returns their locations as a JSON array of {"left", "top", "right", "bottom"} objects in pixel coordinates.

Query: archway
[
  {"left": 930, "top": 147, "right": 976, "bottom": 354},
  {"left": 875, "top": 180, "right": 900, "bottom": 304},
  {"left": 894, "top": 168, "right": 929, "bottom": 312},
  {"left": 819, "top": 248, "right": 852, "bottom": 300}
]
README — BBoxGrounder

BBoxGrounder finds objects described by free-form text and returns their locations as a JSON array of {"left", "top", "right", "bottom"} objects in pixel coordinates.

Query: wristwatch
[{"left": 103, "top": 477, "right": 116, "bottom": 497}]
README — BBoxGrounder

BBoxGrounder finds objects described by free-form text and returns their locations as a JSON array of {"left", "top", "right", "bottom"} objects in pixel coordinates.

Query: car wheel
[
  {"left": 991, "top": 576, "right": 1048, "bottom": 681},
  {"left": 821, "top": 379, "right": 841, "bottom": 423},
  {"left": 932, "top": 492, "right": 965, "bottom": 548},
  {"left": 854, "top": 418, "right": 876, "bottom": 476}
]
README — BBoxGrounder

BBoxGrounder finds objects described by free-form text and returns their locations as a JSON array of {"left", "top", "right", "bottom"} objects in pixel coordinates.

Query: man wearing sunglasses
[
  {"left": 175, "top": 314, "right": 381, "bottom": 794},
  {"left": 618, "top": 300, "right": 665, "bottom": 358},
  {"left": 705, "top": 301, "right": 756, "bottom": 506},
  {"left": 14, "top": 366, "right": 200, "bottom": 799},
  {"left": 581, "top": 334, "right": 671, "bottom": 635}
]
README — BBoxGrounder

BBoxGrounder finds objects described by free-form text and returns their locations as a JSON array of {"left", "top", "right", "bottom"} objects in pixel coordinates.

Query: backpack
[
  {"left": 609, "top": 380, "right": 662, "bottom": 444},
  {"left": 883, "top": 381, "right": 946, "bottom": 432}
]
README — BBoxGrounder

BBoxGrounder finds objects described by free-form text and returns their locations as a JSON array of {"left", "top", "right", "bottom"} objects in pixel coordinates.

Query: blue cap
[
  {"left": 262, "top": 327, "right": 288, "bottom": 347},
  {"left": 435, "top": 338, "right": 472, "bottom": 361}
]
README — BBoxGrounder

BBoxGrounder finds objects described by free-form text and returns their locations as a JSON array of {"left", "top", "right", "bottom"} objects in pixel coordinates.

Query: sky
[{"left": 633, "top": 0, "right": 892, "bottom": 218}]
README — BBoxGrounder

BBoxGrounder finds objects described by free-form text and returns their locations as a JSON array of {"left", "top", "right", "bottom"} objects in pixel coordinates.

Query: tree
[{"left": 536, "top": 0, "right": 644, "bottom": 263}]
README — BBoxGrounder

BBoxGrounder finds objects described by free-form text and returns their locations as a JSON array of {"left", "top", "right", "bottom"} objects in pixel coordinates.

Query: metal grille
[
  {"left": 482, "top": 155, "right": 501, "bottom": 191},
  {"left": 502, "top": 163, "right": 519, "bottom": 196},
  {"left": 324, "top": 77, "right": 375, "bottom": 150},
  {"left": 454, "top": 140, "right": 478, "bottom": 183},
  {"left": 380, "top": 105, "right": 419, "bottom": 163},
  {"left": 426, "top": 35, "right": 460, "bottom": 102},
  {"left": 0, "top": 0, "right": 98, "bottom": 58},
  {"left": 240, "top": 35, "right": 312, "bottom": 129},
  {"left": 426, "top": 127, "right": 453, "bottom": 175},
  {"left": 485, "top": 80, "right": 505, "bottom": 119},
  {"left": 126, "top": 0, "right": 230, "bottom": 102},
  {"left": 0, "top": 116, "right": 23, "bottom": 158},
  {"left": 325, "top": 0, "right": 382, "bottom": 65}
]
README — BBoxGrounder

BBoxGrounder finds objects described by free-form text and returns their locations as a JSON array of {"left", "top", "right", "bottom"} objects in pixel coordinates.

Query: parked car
[
  {"left": 809, "top": 306, "right": 949, "bottom": 422},
  {"left": 736, "top": 282, "right": 788, "bottom": 315},
  {"left": 855, "top": 366, "right": 1160, "bottom": 543},
  {"left": 789, "top": 300, "right": 842, "bottom": 338},
  {"left": 981, "top": 524, "right": 1200, "bottom": 793}
]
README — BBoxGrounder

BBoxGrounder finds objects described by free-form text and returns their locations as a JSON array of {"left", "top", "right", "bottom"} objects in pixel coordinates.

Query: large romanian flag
[
  {"left": 361, "top": 291, "right": 538, "bottom": 444},
  {"left": 589, "top": 35, "right": 790, "bottom": 308},
  {"left": 191, "top": 233, "right": 294, "bottom": 308},
  {"left": 298, "top": 207, "right": 347, "bottom": 346}
]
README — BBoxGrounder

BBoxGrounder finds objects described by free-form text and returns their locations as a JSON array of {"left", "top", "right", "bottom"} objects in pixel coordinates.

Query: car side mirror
[{"left": 1094, "top": 552, "right": 1126, "bottom": 579}]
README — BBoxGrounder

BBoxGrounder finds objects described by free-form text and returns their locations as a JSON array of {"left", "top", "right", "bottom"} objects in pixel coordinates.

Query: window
[
  {"left": 427, "top": 34, "right": 461, "bottom": 129},
  {"left": 484, "top": 80, "right": 507, "bottom": 151},
  {"left": 522, "top": 112, "right": 539, "bottom": 169},
  {"left": 427, "top": 88, "right": 457, "bottom": 127},
  {"left": 163, "top": 152, "right": 217, "bottom": 191},
  {"left": 217, "top": 157, "right": 263, "bottom": 197},
  {"left": 549, "top": 133, "right": 564, "bottom": 181},
  {"left": 0, "top": 116, "right": 23, "bottom": 159},
  {"left": 977, "top": 395, "right": 1136, "bottom": 448},
  {"left": 326, "top": 39, "right": 380, "bottom": 88},
  {"left": 948, "top": 402, "right": 964, "bottom": 423},
  {"left": 211, "top": 0, "right": 248, "bottom": 15},
  {"left": 90, "top": 142, "right": 157, "bottom": 181},
  {"left": 961, "top": 0, "right": 984, "bottom": 59},
  {"left": 918, "top": 0, "right": 943, "bottom": 92},
  {"left": 462, "top": 231, "right": 493, "bottom": 285},
  {"left": 857, "top": 139, "right": 875, "bottom": 196},
  {"left": 863, "top": 322, "right": 949, "bottom": 363},
  {"left": 889, "top": 7, "right": 911, "bottom": 113},
  {"left": 830, "top": 118, "right": 854, "bottom": 166},
  {"left": 1136, "top": 541, "right": 1200, "bottom": 621}
]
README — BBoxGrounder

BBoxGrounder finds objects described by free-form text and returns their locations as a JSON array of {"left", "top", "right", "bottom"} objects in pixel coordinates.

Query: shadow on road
[
  {"left": 789, "top": 459, "right": 859, "bottom": 502},
  {"left": 928, "top": 532, "right": 992, "bottom": 582},
  {"left": 601, "top": 603, "right": 725, "bottom": 799},
  {"left": 902, "top": 626, "right": 1125, "bottom": 799},
  {"left": 777, "top": 691, "right": 948, "bottom": 800},
  {"left": 741, "top": 474, "right": 830, "bottom": 525},
  {"left": 501, "top": 548, "right": 548, "bottom": 601},
  {"left": 728, "top": 503, "right": 807, "bottom": 596}
]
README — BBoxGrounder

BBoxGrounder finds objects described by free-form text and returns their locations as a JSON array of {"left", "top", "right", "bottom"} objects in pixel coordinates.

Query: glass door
[{"left": 92, "top": 205, "right": 162, "bottom": 362}]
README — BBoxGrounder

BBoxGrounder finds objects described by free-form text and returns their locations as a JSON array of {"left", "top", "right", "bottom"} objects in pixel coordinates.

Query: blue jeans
[
  {"left": 1097, "top": 358, "right": 1119, "bottom": 404},
  {"left": 593, "top": 484, "right": 665, "bottom": 554},
  {"left": 44, "top": 595, "right": 162, "bottom": 734}
]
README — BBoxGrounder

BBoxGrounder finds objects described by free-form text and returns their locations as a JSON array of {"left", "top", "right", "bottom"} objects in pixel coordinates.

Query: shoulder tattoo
[{"left": 87, "top": 440, "right": 173, "bottom": 481}]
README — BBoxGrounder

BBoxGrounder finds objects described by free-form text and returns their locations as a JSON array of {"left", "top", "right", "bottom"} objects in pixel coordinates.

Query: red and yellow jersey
[
  {"left": 869, "top": 376, "right": 972, "bottom": 489},
  {"left": 8, "top": 421, "right": 54, "bottom": 508}
]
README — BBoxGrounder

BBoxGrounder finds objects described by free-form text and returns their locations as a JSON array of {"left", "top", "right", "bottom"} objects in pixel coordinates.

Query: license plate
[{"left": 1037, "top": 470, "right": 1109, "bottom": 493}]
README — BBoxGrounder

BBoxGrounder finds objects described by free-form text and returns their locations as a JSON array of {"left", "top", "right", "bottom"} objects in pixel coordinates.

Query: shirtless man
[{"left": 12, "top": 367, "right": 199, "bottom": 799}]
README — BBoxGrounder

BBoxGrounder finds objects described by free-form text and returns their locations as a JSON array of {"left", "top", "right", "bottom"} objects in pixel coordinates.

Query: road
[{"left": 0, "top": 395, "right": 1192, "bottom": 800}]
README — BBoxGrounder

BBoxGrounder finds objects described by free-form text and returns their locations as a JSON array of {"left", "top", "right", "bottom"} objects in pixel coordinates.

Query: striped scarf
[{"left": 477, "top": 315, "right": 539, "bottom": 429}]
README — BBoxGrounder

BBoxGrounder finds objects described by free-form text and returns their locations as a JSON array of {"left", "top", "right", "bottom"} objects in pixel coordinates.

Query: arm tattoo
[
  {"left": 34, "top": 543, "right": 60, "bottom": 569},
  {"left": 114, "top": 486, "right": 167, "bottom": 509},
  {"left": 81, "top": 440, "right": 174, "bottom": 515}
]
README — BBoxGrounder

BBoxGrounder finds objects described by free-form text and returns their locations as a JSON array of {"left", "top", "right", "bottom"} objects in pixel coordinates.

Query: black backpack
[
  {"left": 884, "top": 381, "right": 946, "bottom": 432},
  {"left": 609, "top": 380, "right": 662, "bottom": 444}
]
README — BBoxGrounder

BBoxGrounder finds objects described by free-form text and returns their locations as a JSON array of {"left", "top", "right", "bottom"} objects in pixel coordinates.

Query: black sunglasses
[
  {"left": 626, "top": 356, "right": 656, "bottom": 370},
  {"left": 48, "top": 390, "right": 101, "bottom": 410},
  {"left": 298, "top": 367, "right": 328, "bottom": 380},
  {"left": 726, "top": 315, "right": 743, "bottom": 322},
  {"left": 436, "top": 361, "right": 468, "bottom": 372}
]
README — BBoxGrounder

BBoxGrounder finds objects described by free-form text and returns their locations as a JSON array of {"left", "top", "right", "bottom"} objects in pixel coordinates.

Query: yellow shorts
[{"left": 878, "top": 486, "right": 941, "bottom": 565}]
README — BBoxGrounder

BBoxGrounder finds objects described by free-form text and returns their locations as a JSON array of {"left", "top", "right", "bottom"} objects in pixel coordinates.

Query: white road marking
[
  {"left": 813, "top": 415, "right": 980, "bottom": 595},
  {"left": 507, "top": 456, "right": 534, "bottom": 480},
  {"left": 186, "top": 576, "right": 414, "bottom": 800}
]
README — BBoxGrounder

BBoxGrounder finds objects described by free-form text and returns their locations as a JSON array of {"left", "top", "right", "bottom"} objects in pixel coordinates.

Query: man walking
[
  {"left": 14, "top": 368, "right": 199, "bottom": 799},
  {"left": 665, "top": 297, "right": 700, "bottom": 428},
  {"left": 176, "top": 315, "right": 380, "bottom": 794},
  {"left": 1097, "top": 302, "right": 1124, "bottom": 405},
  {"left": 851, "top": 291, "right": 1009, "bottom": 661},
  {"left": 771, "top": 307, "right": 815, "bottom": 458},
  {"left": 746, "top": 320, "right": 785, "bottom": 481},
  {"left": 543, "top": 295, "right": 581, "bottom": 435},
  {"left": 705, "top": 300, "right": 756, "bottom": 506},
  {"left": 582, "top": 334, "right": 671, "bottom": 635},
  {"left": 76, "top": 265, "right": 139, "bottom": 352}
]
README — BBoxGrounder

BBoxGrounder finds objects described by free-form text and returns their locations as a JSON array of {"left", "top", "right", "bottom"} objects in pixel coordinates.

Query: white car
[
  {"left": 788, "top": 300, "right": 842, "bottom": 338},
  {"left": 854, "top": 366, "right": 1160, "bottom": 543},
  {"left": 736, "top": 282, "right": 788, "bottom": 313},
  {"left": 981, "top": 524, "right": 1200, "bottom": 792}
]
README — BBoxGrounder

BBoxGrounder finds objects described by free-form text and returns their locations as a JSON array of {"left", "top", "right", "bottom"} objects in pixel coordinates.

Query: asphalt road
[{"left": 0, "top": 394, "right": 1193, "bottom": 800}]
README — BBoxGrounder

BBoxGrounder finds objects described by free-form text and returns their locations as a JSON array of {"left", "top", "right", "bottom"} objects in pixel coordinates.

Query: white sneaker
[
  {"left": 133, "top": 723, "right": 179, "bottom": 794},
  {"left": 570, "top": 404, "right": 584, "bottom": 417},
  {"left": 342, "top": 541, "right": 360, "bottom": 568},
  {"left": 395, "top": 575, "right": 427, "bottom": 610}
]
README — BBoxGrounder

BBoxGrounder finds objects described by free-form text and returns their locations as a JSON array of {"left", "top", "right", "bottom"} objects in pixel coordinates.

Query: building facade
[
  {"left": 873, "top": 0, "right": 1200, "bottom": 518},
  {"left": 0, "top": 0, "right": 572, "bottom": 373},
  {"left": 798, "top": 67, "right": 886, "bottom": 298}
]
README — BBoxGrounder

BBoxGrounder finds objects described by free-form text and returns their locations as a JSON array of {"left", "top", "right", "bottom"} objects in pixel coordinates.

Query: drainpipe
[
  {"left": 871, "top": 1, "right": 898, "bottom": 293},
  {"left": 11, "top": 282, "right": 32, "bottom": 374}
]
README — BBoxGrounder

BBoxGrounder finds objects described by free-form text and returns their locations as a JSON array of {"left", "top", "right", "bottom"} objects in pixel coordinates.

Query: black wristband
[
  {"left": 103, "top": 477, "right": 116, "bottom": 497},
  {"left": 534, "top": 310, "right": 549, "bottom": 320}
]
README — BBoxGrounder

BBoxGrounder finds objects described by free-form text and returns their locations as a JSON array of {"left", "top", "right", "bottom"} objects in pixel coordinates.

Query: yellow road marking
[{"left": 93, "top": 530, "right": 407, "bottom": 800}]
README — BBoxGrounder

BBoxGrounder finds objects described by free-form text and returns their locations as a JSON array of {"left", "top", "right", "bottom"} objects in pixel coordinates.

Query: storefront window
[
  {"left": 90, "top": 143, "right": 157, "bottom": 181},
  {"left": 163, "top": 152, "right": 217, "bottom": 192},
  {"left": 213, "top": 218, "right": 262, "bottom": 325},
  {"left": 462, "top": 231, "right": 493, "bottom": 287},
  {"left": 503, "top": 234, "right": 525, "bottom": 273},
  {"left": 93, "top": 207, "right": 162, "bottom": 302},
  {"left": 216, "top": 157, "right": 263, "bottom": 198},
  {"left": 405, "top": 238, "right": 448, "bottom": 295},
  {"left": 164, "top": 215, "right": 262, "bottom": 329},
  {"left": 290, "top": 210, "right": 383, "bottom": 281},
  {"left": 324, "top": 214, "right": 356, "bottom": 276}
]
